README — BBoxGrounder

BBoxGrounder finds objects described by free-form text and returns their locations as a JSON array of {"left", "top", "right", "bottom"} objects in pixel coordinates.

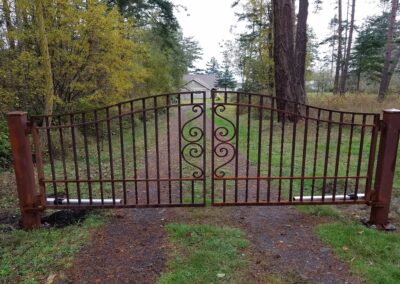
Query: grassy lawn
[
  {"left": 317, "top": 222, "right": 400, "bottom": 283},
  {"left": 158, "top": 223, "right": 249, "bottom": 284},
  {"left": 0, "top": 213, "right": 104, "bottom": 283}
]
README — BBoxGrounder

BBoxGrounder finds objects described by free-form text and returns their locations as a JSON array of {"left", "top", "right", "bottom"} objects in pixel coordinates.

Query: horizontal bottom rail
[
  {"left": 45, "top": 203, "right": 206, "bottom": 209},
  {"left": 47, "top": 198, "right": 122, "bottom": 205},
  {"left": 214, "top": 175, "right": 368, "bottom": 180},
  {"left": 43, "top": 177, "right": 204, "bottom": 183},
  {"left": 292, "top": 193, "right": 365, "bottom": 201},
  {"left": 213, "top": 199, "right": 367, "bottom": 206}
]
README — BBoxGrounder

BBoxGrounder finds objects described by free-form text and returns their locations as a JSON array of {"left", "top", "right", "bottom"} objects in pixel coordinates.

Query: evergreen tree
[
  {"left": 233, "top": 0, "right": 274, "bottom": 92},
  {"left": 205, "top": 57, "right": 220, "bottom": 75},
  {"left": 352, "top": 13, "right": 400, "bottom": 90},
  {"left": 216, "top": 67, "right": 237, "bottom": 90}
]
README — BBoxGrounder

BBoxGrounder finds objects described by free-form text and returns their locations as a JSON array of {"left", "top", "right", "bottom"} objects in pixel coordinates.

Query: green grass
[
  {"left": 297, "top": 205, "right": 341, "bottom": 218},
  {"left": 0, "top": 213, "right": 105, "bottom": 284},
  {"left": 158, "top": 223, "right": 249, "bottom": 284},
  {"left": 316, "top": 223, "right": 400, "bottom": 284}
]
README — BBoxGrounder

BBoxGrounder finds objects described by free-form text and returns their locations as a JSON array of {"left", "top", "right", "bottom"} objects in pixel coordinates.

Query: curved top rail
[
  {"left": 34, "top": 102, "right": 205, "bottom": 129},
  {"left": 214, "top": 91, "right": 380, "bottom": 116},
  {"left": 214, "top": 102, "right": 376, "bottom": 128},
  {"left": 30, "top": 90, "right": 379, "bottom": 121},
  {"left": 30, "top": 91, "right": 203, "bottom": 120}
]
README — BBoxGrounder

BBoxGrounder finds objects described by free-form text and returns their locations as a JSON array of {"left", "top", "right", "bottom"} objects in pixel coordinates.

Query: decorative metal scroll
[
  {"left": 181, "top": 105, "right": 205, "bottom": 179},
  {"left": 213, "top": 104, "right": 237, "bottom": 178}
]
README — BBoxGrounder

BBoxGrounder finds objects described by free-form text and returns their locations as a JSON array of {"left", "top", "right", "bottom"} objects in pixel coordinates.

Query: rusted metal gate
[
  {"left": 7, "top": 91, "right": 400, "bottom": 229},
  {"left": 211, "top": 91, "right": 380, "bottom": 206}
]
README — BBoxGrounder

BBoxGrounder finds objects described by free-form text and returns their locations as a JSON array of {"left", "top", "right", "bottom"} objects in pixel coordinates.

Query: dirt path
[
  {"left": 60, "top": 107, "right": 185, "bottom": 283},
  {"left": 61, "top": 105, "right": 362, "bottom": 284}
]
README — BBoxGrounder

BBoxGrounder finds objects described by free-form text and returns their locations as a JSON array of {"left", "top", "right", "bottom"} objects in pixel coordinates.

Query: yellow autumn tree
[{"left": 0, "top": 0, "right": 149, "bottom": 114}]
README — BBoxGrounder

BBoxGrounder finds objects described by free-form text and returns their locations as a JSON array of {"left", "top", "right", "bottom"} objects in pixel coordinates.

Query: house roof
[{"left": 182, "top": 74, "right": 217, "bottom": 90}]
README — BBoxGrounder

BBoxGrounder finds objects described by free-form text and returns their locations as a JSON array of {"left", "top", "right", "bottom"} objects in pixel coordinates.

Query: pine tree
[
  {"left": 216, "top": 66, "right": 237, "bottom": 91},
  {"left": 205, "top": 57, "right": 220, "bottom": 75}
]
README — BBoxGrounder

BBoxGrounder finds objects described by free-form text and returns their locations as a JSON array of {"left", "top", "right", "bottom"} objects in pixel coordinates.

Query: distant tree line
[
  {"left": 316, "top": 0, "right": 399, "bottom": 98},
  {"left": 226, "top": 0, "right": 400, "bottom": 107}
]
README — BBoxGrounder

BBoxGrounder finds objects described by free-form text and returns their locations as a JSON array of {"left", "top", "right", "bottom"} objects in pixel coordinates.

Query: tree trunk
[
  {"left": 273, "top": 0, "right": 304, "bottom": 122},
  {"left": 388, "top": 47, "right": 400, "bottom": 83},
  {"left": 292, "top": 0, "right": 296, "bottom": 49},
  {"left": 2, "top": 0, "right": 15, "bottom": 49},
  {"left": 341, "top": 0, "right": 349, "bottom": 69},
  {"left": 379, "top": 0, "right": 399, "bottom": 99},
  {"left": 35, "top": 0, "right": 55, "bottom": 116},
  {"left": 294, "top": 0, "right": 308, "bottom": 100},
  {"left": 267, "top": 2, "right": 274, "bottom": 92},
  {"left": 333, "top": 0, "right": 343, "bottom": 94},
  {"left": 339, "top": 0, "right": 355, "bottom": 95},
  {"left": 331, "top": 21, "right": 336, "bottom": 77}
]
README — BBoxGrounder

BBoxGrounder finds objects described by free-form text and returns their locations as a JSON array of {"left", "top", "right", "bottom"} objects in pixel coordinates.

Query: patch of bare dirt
[{"left": 59, "top": 208, "right": 170, "bottom": 284}]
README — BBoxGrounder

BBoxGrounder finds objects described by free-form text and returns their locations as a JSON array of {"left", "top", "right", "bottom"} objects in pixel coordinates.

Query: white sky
[{"left": 173, "top": 0, "right": 384, "bottom": 70}]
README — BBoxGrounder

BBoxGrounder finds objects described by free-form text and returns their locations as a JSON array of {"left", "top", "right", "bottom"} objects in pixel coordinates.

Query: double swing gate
[{"left": 7, "top": 91, "right": 400, "bottom": 229}]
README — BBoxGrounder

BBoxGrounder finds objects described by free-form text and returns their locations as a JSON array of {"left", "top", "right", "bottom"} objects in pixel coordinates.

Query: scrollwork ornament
[
  {"left": 213, "top": 142, "right": 236, "bottom": 178},
  {"left": 213, "top": 104, "right": 237, "bottom": 143},
  {"left": 181, "top": 142, "right": 204, "bottom": 178},
  {"left": 182, "top": 105, "right": 204, "bottom": 143}
]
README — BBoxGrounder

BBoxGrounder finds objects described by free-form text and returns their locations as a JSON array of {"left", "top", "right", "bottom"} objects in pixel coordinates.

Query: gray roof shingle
[{"left": 182, "top": 74, "right": 217, "bottom": 90}]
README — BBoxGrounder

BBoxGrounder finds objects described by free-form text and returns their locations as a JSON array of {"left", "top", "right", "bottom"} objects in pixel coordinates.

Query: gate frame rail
[{"left": 7, "top": 100, "right": 400, "bottom": 230}]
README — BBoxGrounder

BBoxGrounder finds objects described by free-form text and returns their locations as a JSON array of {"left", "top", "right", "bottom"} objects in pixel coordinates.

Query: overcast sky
[{"left": 172, "top": 0, "right": 384, "bottom": 70}]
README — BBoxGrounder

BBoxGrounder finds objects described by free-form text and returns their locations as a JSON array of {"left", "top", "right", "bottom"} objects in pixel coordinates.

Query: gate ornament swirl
[
  {"left": 181, "top": 104, "right": 205, "bottom": 178},
  {"left": 213, "top": 104, "right": 237, "bottom": 178}
]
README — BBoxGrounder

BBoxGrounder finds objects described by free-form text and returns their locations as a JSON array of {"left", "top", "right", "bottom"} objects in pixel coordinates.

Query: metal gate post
[
  {"left": 369, "top": 109, "right": 400, "bottom": 229},
  {"left": 7, "top": 112, "right": 42, "bottom": 229}
]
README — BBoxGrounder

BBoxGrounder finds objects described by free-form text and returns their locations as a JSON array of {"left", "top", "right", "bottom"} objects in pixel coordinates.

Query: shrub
[{"left": 0, "top": 119, "right": 12, "bottom": 170}]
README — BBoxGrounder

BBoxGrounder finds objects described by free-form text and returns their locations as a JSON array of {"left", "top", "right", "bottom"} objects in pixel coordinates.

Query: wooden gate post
[
  {"left": 7, "top": 112, "right": 41, "bottom": 230},
  {"left": 369, "top": 109, "right": 400, "bottom": 229}
]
